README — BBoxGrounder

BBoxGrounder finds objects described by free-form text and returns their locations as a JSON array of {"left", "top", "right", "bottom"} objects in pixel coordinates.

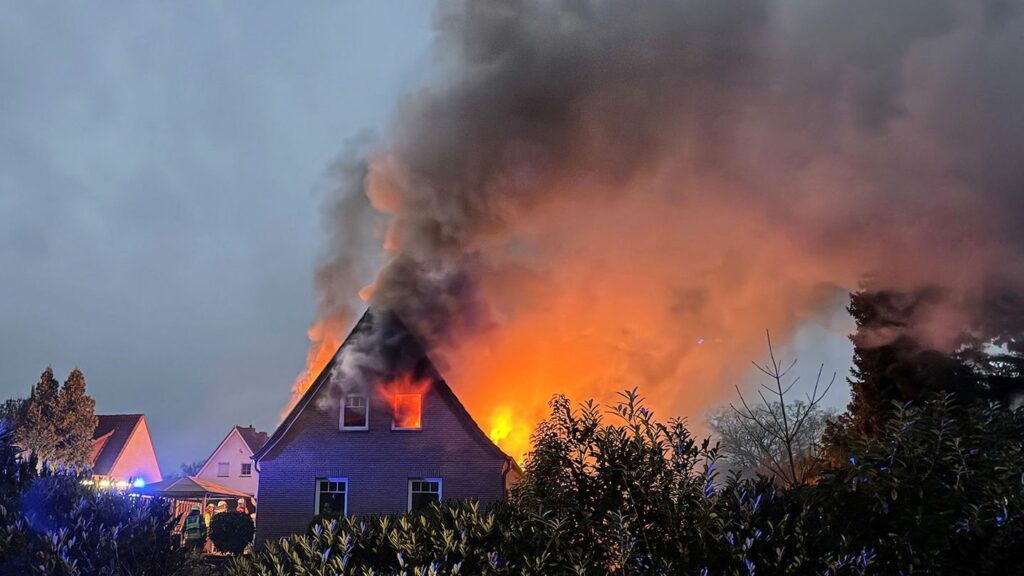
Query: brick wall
[{"left": 254, "top": 377, "right": 508, "bottom": 546}]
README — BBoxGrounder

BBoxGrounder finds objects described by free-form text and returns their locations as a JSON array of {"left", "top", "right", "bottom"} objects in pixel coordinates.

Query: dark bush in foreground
[
  {"left": 210, "top": 511, "right": 255, "bottom": 556},
  {"left": 231, "top": 500, "right": 508, "bottom": 576},
  {"left": 0, "top": 425, "right": 207, "bottom": 576},
  {"left": 818, "top": 396, "right": 1024, "bottom": 573},
  {"left": 233, "top": 392, "right": 1024, "bottom": 575}
]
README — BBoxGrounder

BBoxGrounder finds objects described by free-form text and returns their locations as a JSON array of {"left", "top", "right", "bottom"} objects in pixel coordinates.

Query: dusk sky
[
  {"left": 0, "top": 1, "right": 884, "bottom": 474},
  {"left": 3, "top": 3, "right": 1022, "bottom": 572},
  {"left": 0, "top": 2, "right": 437, "bottom": 471}
]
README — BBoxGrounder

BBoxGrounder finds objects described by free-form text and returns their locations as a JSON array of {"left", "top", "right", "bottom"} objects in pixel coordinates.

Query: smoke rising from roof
[{"left": 311, "top": 0, "right": 1024, "bottom": 456}]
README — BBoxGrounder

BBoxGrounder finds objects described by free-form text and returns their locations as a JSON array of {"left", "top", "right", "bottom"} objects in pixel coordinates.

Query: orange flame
[
  {"left": 377, "top": 373, "right": 431, "bottom": 429},
  {"left": 290, "top": 188, "right": 851, "bottom": 464},
  {"left": 282, "top": 316, "right": 346, "bottom": 419},
  {"left": 487, "top": 406, "right": 532, "bottom": 462}
]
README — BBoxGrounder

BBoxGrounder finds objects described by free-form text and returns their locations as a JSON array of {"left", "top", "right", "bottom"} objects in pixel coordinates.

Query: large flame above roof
[{"left": 295, "top": 0, "right": 1024, "bottom": 464}]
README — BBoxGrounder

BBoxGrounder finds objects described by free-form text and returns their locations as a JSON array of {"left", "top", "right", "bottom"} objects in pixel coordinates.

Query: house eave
[{"left": 252, "top": 309, "right": 372, "bottom": 462}]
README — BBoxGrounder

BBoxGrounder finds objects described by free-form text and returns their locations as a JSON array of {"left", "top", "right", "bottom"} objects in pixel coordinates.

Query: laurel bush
[{"left": 231, "top": 392, "right": 1024, "bottom": 575}]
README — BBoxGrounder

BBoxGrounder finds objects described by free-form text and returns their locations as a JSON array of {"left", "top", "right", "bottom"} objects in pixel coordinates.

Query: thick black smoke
[{"left": 312, "top": 0, "right": 1024, "bottom": 430}]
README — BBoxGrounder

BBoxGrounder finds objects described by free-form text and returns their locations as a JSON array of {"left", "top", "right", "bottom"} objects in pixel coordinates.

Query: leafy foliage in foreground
[
  {"left": 820, "top": 396, "right": 1024, "bottom": 572},
  {"left": 0, "top": 424, "right": 206, "bottom": 576},
  {"left": 233, "top": 391, "right": 1024, "bottom": 575}
]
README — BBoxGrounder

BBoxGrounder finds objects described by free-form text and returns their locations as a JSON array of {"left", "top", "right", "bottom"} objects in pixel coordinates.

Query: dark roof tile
[
  {"left": 91, "top": 414, "right": 143, "bottom": 475},
  {"left": 234, "top": 426, "right": 269, "bottom": 454}
]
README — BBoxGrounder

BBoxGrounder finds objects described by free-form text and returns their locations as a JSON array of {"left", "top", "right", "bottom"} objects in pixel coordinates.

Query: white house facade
[{"left": 195, "top": 425, "right": 268, "bottom": 497}]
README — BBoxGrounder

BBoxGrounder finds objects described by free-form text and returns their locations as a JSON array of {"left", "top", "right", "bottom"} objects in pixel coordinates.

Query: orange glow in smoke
[
  {"left": 293, "top": 181, "right": 854, "bottom": 464},
  {"left": 403, "top": 189, "right": 850, "bottom": 464}
]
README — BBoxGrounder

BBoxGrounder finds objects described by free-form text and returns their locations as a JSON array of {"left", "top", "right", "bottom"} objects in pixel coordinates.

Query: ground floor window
[
  {"left": 315, "top": 477, "right": 348, "bottom": 516},
  {"left": 408, "top": 478, "right": 441, "bottom": 512}
]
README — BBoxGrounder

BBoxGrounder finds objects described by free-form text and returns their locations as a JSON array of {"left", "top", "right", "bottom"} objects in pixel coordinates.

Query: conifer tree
[
  {"left": 0, "top": 398, "right": 26, "bottom": 427},
  {"left": 55, "top": 368, "right": 98, "bottom": 467},
  {"left": 18, "top": 367, "right": 61, "bottom": 463},
  {"left": 844, "top": 287, "right": 1024, "bottom": 436}
]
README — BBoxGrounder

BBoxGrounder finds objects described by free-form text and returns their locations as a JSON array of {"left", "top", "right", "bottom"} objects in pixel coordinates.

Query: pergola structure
[{"left": 135, "top": 475, "right": 254, "bottom": 537}]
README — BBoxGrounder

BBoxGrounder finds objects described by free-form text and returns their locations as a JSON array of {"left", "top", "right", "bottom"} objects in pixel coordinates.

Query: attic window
[
  {"left": 392, "top": 394, "right": 422, "bottom": 430},
  {"left": 341, "top": 395, "right": 368, "bottom": 430}
]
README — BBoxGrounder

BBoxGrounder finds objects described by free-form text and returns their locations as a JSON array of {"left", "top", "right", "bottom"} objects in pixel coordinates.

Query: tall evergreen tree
[
  {"left": 846, "top": 287, "right": 1024, "bottom": 435},
  {"left": 55, "top": 368, "right": 98, "bottom": 467},
  {"left": 18, "top": 367, "right": 61, "bottom": 463},
  {"left": 0, "top": 398, "right": 26, "bottom": 427}
]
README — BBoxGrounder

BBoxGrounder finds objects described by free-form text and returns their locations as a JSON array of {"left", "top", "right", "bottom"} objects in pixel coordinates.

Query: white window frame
[
  {"left": 340, "top": 394, "right": 369, "bottom": 431},
  {"left": 391, "top": 393, "right": 423, "bottom": 431},
  {"left": 407, "top": 477, "right": 442, "bottom": 512},
  {"left": 216, "top": 462, "right": 229, "bottom": 477},
  {"left": 240, "top": 463, "right": 252, "bottom": 477},
  {"left": 314, "top": 477, "right": 349, "bottom": 516}
]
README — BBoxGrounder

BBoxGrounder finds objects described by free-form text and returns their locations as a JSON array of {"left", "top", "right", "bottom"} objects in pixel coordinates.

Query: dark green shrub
[
  {"left": 232, "top": 391, "right": 1024, "bottom": 575},
  {"left": 817, "top": 395, "right": 1024, "bottom": 573},
  {"left": 210, "top": 511, "right": 254, "bottom": 556},
  {"left": 0, "top": 423, "right": 205, "bottom": 575},
  {"left": 232, "top": 500, "right": 509, "bottom": 575}
]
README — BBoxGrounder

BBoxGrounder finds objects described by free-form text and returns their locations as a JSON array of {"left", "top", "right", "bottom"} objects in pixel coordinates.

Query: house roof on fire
[
  {"left": 253, "top": 307, "right": 518, "bottom": 467},
  {"left": 91, "top": 414, "right": 145, "bottom": 476}
]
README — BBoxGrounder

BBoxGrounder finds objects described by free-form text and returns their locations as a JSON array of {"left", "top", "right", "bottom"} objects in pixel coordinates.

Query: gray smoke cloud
[{"left": 311, "top": 0, "right": 1024, "bottom": 439}]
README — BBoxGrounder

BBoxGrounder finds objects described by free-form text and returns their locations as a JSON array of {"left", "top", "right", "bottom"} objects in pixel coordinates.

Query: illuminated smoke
[{"left": 305, "top": 0, "right": 1024, "bottom": 460}]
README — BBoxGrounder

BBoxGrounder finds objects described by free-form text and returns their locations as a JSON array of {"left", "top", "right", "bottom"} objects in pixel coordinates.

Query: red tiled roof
[
  {"left": 91, "top": 414, "right": 143, "bottom": 476},
  {"left": 90, "top": 430, "right": 113, "bottom": 465},
  {"left": 234, "top": 426, "right": 268, "bottom": 454}
]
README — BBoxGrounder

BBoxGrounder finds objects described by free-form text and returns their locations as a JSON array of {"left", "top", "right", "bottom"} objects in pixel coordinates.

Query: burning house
[{"left": 252, "top": 308, "right": 521, "bottom": 545}]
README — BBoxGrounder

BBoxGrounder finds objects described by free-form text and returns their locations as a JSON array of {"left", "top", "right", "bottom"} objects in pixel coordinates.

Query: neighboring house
[
  {"left": 195, "top": 425, "right": 268, "bottom": 497},
  {"left": 253, "top": 309, "right": 521, "bottom": 546},
  {"left": 91, "top": 414, "right": 162, "bottom": 487}
]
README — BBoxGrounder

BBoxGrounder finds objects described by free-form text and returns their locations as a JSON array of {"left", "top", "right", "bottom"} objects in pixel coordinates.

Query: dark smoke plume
[{"left": 311, "top": 0, "right": 1024, "bottom": 453}]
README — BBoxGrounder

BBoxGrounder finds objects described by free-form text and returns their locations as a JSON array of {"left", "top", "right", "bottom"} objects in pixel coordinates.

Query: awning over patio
[{"left": 135, "top": 475, "right": 251, "bottom": 501}]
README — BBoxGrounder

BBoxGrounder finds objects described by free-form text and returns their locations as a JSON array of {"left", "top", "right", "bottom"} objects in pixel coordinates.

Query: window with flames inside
[{"left": 392, "top": 393, "right": 422, "bottom": 430}]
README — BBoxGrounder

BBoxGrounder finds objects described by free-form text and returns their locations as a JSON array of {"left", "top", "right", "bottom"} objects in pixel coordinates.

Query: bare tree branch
[{"left": 715, "top": 331, "right": 838, "bottom": 486}]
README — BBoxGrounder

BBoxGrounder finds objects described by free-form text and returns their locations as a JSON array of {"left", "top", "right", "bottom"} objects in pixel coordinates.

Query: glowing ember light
[
  {"left": 98, "top": 479, "right": 111, "bottom": 488},
  {"left": 81, "top": 479, "right": 94, "bottom": 486},
  {"left": 132, "top": 478, "right": 146, "bottom": 488},
  {"left": 489, "top": 410, "right": 513, "bottom": 444},
  {"left": 115, "top": 480, "right": 130, "bottom": 490},
  {"left": 487, "top": 406, "right": 531, "bottom": 463}
]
